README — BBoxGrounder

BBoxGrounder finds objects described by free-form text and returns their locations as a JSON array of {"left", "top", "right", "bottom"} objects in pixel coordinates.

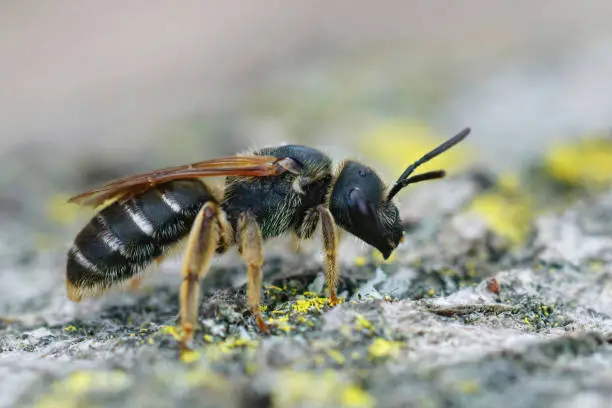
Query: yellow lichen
[
  {"left": 497, "top": 172, "right": 521, "bottom": 191},
  {"left": 466, "top": 180, "right": 534, "bottom": 245},
  {"left": 35, "top": 399, "right": 77, "bottom": 408},
  {"left": 201, "top": 337, "right": 259, "bottom": 362},
  {"left": 292, "top": 297, "right": 329, "bottom": 314},
  {"left": 340, "top": 325, "right": 352, "bottom": 338},
  {"left": 454, "top": 380, "right": 480, "bottom": 394},
  {"left": 217, "top": 337, "right": 259, "bottom": 354},
  {"left": 268, "top": 316, "right": 293, "bottom": 333},
  {"left": 159, "top": 325, "right": 181, "bottom": 341},
  {"left": 327, "top": 349, "right": 346, "bottom": 365},
  {"left": 372, "top": 249, "right": 397, "bottom": 264},
  {"left": 341, "top": 385, "right": 377, "bottom": 408},
  {"left": 35, "top": 370, "right": 131, "bottom": 408},
  {"left": 354, "top": 315, "right": 375, "bottom": 332},
  {"left": 588, "top": 260, "right": 604, "bottom": 271},
  {"left": 180, "top": 349, "right": 202, "bottom": 364},
  {"left": 45, "top": 194, "right": 91, "bottom": 225},
  {"left": 184, "top": 369, "right": 229, "bottom": 389},
  {"left": 358, "top": 120, "right": 471, "bottom": 178},
  {"left": 544, "top": 135, "right": 612, "bottom": 188},
  {"left": 63, "top": 372, "right": 95, "bottom": 394},
  {"left": 272, "top": 370, "right": 375, "bottom": 408},
  {"left": 245, "top": 363, "right": 259, "bottom": 376},
  {"left": 368, "top": 338, "right": 403, "bottom": 359},
  {"left": 354, "top": 256, "right": 368, "bottom": 267},
  {"left": 268, "top": 315, "right": 289, "bottom": 323},
  {"left": 64, "top": 325, "right": 77, "bottom": 333}
]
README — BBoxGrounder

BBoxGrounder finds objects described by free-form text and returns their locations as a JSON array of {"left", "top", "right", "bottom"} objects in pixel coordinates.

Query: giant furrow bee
[{"left": 66, "top": 127, "right": 470, "bottom": 350}]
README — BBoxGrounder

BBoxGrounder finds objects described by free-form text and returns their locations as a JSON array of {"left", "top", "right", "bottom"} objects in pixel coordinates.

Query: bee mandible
[{"left": 66, "top": 127, "right": 470, "bottom": 350}]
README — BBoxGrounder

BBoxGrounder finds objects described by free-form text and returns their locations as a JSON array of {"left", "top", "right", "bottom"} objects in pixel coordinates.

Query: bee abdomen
[{"left": 67, "top": 179, "right": 215, "bottom": 299}]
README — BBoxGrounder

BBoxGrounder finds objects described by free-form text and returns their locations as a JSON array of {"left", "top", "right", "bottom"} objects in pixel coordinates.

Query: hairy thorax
[{"left": 221, "top": 145, "right": 334, "bottom": 240}]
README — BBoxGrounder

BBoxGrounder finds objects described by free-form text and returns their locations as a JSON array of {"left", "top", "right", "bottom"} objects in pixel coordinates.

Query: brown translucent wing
[{"left": 68, "top": 155, "right": 298, "bottom": 207}]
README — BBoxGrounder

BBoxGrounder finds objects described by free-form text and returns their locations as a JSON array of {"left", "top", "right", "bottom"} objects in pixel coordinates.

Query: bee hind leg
[
  {"left": 128, "top": 275, "right": 143, "bottom": 291},
  {"left": 238, "top": 212, "right": 269, "bottom": 334},
  {"left": 317, "top": 205, "right": 339, "bottom": 306},
  {"left": 178, "top": 202, "right": 220, "bottom": 352}
]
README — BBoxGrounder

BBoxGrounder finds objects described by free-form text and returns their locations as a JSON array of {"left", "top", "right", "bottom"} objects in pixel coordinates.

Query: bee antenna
[{"left": 386, "top": 127, "right": 471, "bottom": 201}]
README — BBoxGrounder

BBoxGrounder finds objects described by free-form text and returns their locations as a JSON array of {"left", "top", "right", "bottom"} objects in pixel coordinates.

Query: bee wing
[{"left": 68, "top": 155, "right": 300, "bottom": 207}]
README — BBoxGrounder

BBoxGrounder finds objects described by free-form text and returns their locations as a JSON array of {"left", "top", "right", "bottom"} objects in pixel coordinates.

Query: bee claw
[
  {"left": 329, "top": 295, "right": 340, "bottom": 307},
  {"left": 258, "top": 322, "right": 270, "bottom": 334},
  {"left": 180, "top": 338, "right": 194, "bottom": 352},
  {"left": 254, "top": 313, "right": 269, "bottom": 334}
]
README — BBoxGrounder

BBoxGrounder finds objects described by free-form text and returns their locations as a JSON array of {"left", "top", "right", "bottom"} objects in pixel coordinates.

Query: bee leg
[
  {"left": 238, "top": 212, "right": 269, "bottom": 333},
  {"left": 178, "top": 202, "right": 219, "bottom": 352},
  {"left": 290, "top": 232, "right": 302, "bottom": 254},
  {"left": 317, "top": 205, "right": 339, "bottom": 306}
]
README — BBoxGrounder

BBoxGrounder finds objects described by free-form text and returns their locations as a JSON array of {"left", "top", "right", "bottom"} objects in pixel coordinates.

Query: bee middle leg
[
  {"left": 238, "top": 212, "right": 269, "bottom": 333},
  {"left": 178, "top": 201, "right": 220, "bottom": 351},
  {"left": 317, "top": 205, "right": 339, "bottom": 306}
]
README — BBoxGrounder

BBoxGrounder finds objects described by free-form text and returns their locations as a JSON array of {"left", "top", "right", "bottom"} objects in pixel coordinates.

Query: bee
[{"left": 66, "top": 127, "right": 470, "bottom": 350}]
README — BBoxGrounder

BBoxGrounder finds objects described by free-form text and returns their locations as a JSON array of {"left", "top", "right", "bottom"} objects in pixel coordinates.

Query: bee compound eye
[{"left": 348, "top": 188, "right": 370, "bottom": 215}]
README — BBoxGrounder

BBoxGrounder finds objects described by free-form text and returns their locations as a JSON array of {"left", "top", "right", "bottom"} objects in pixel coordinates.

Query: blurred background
[
  {"left": 2, "top": 1, "right": 612, "bottom": 253},
  {"left": 3, "top": 0, "right": 612, "bottom": 169}
]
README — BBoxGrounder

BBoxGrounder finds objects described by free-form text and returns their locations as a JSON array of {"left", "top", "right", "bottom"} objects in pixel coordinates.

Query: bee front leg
[
  {"left": 179, "top": 202, "right": 220, "bottom": 352},
  {"left": 317, "top": 205, "right": 339, "bottom": 306},
  {"left": 238, "top": 212, "right": 269, "bottom": 333}
]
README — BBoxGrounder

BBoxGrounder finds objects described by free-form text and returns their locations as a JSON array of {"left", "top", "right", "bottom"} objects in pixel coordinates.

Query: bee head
[
  {"left": 329, "top": 161, "right": 403, "bottom": 259},
  {"left": 329, "top": 127, "right": 470, "bottom": 259}
]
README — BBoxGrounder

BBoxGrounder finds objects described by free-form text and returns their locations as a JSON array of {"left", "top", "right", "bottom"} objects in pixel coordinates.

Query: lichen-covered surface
[{"left": 1, "top": 129, "right": 612, "bottom": 408}]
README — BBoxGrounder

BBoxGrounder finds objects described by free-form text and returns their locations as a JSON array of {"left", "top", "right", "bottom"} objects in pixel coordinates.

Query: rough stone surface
[{"left": 2, "top": 145, "right": 612, "bottom": 408}]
